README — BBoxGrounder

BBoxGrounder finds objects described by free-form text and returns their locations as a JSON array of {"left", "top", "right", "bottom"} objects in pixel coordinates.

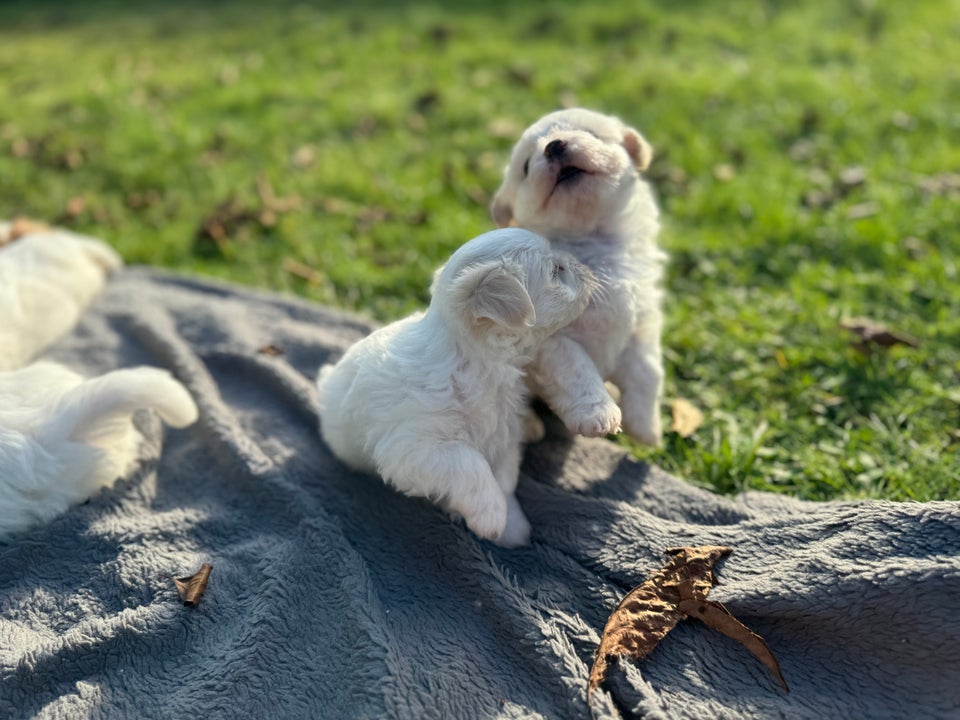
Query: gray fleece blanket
[{"left": 1, "top": 267, "right": 959, "bottom": 720}]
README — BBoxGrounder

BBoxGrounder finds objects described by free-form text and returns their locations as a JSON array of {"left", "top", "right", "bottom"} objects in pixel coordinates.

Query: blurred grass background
[{"left": 1, "top": 0, "right": 958, "bottom": 500}]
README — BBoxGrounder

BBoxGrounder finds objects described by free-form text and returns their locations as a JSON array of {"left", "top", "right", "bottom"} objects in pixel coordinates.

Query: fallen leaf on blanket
[
  {"left": 588, "top": 546, "right": 788, "bottom": 698},
  {"left": 841, "top": 317, "right": 918, "bottom": 351},
  {"left": 174, "top": 563, "right": 213, "bottom": 607},
  {"left": 257, "top": 343, "right": 285, "bottom": 356},
  {"left": 676, "top": 598, "right": 787, "bottom": 691},
  {"left": 669, "top": 398, "right": 704, "bottom": 438}
]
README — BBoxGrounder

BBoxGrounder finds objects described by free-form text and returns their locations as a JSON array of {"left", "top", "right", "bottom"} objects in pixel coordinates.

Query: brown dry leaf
[
  {"left": 282, "top": 257, "right": 324, "bottom": 285},
  {"left": 195, "top": 176, "right": 300, "bottom": 254},
  {"left": 670, "top": 398, "right": 704, "bottom": 438},
  {"left": 257, "top": 343, "right": 285, "bottom": 357},
  {"left": 63, "top": 196, "right": 87, "bottom": 219},
  {"left": 255, "top": 174, "right": 301, "bottom": 216},
  {"left": 917, "top": 172, "right": 960, "bottom": 198},
  {"left": 838, "top": 165, "right": 867, "bottom": 189},
  {"left": 712, "top": 163, "right": 735, "bottom": 182},
  {"left": 291, "top": 144, "right": 317, "bottom": 169},
  {"left": 846, "top": 202, "right": 878, "bottom": 221},
  {"left": 800, "top": 166, "right": 868, "bottom": 212},
  {"left": 589, "top": 546, "right": 788, "bottom": 697},
  {"left": 589, "top": 546, "right": 730, "bottom": 695},
  {"left": 196, "top": 195, "right": 247, "bottom": 252},
  {"left": 174, "top": 563, "right": 213, "bottom": 607},
  {"left": 841, "top": 317, "right": 918, "bottom": 351},
  {"left": 677, "top": 598, "right": 788, "bottom": 691}
]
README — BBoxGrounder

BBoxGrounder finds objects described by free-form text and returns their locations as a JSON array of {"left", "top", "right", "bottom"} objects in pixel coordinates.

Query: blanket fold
[{"left": 1, "top": 267, "right": 958, "bottom": 719}]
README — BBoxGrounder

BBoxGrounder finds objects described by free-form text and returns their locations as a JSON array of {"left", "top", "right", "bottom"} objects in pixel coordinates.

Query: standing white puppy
[
  {"left": 490, "top": 108, "right": 667, "bottom": 446},
  {"left": 317, "top": 228, "right": 595, "bottom": 546}
]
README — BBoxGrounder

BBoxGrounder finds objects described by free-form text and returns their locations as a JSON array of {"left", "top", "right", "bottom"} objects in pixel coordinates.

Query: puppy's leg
[
  {"left": 613, "top": 324, "right": 664, "bottom": 447},
  {"left": 490, "top": 441, "right": 530, "bottom": 548},
  {"left": 382, "top": 442, "right": 508, "bottom": 541},
  {"left": 529, "top": 335, "right": 621, "bottom": 438},
  {"left": 522, "top": 407, "right": 546, "bottom": 443},
  {"left": 499, "top": 494, "right": 531, "bottom": 548}
]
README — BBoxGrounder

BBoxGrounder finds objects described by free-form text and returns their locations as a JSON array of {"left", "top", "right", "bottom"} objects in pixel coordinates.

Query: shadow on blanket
[{"left": 1, "top": 267, "right": 958, "bottom": 720}]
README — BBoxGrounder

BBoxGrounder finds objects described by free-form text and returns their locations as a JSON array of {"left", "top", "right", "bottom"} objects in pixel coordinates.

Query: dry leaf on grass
[
  {"left": 589, "top": 546, "right": 788, "bottom": 698},
  {"left": 195, "top": 175, "right": 301, "bottom": 255},
  {"left": 281, "top": 257, "right": 325, "bottom": 285},
  {"left": 917, "top": 172, "right": 960, "bottom": 198},
  {"left": 174, "top": 563, "right": 213, "bottom": 607},
  {"left": 841, "top": 317, "right": 918, "bottom": 351},
  {"left": 669, "top": 399, "right": 704, "bottom": 438}
]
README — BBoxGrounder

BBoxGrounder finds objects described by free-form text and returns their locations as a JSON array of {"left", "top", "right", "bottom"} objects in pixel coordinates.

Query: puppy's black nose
[{"left": 544, "top": 139, "right": 567, "bottom": 161}]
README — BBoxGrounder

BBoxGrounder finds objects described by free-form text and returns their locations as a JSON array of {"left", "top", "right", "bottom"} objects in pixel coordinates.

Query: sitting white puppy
[
  {"left": 317, "top": 228, "right": 595, "bottom": 546},
  {"left": 490, "top": 108, "right": 667, "bottom": 446},
  {"left": 0, "top": 362, "right": 199, "bottom": 539},
  {"left": 0, "top": 220, "right": 123, "bottom": 371}
]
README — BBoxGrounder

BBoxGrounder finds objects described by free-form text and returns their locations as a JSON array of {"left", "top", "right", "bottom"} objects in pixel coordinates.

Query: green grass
[{"left": 1, "top": 0, "right": 958, "bottom": 501}]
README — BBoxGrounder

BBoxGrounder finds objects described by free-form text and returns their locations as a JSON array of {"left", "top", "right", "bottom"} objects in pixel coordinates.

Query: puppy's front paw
[
  {"left": 626, "top": 426, "right": 662, "bottom": 448},
  {"left": 494, "top": 494, "right": 531, "bottom": 548},
  {"left": 461, "top": 492, "right": 508, "bottom": 542},
  {"left": 564, "top": 400, "right": 622, "bottom": 438},
  {"left": 622, "top": 404, "right": 663, "bottom": 447}
]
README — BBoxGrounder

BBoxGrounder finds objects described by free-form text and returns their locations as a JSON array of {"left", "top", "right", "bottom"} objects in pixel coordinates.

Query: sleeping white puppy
[
  {"left": 490, "top": 108, "right": 667, "bottom": 446},
  {"left": 317, "top": 228, "right": 595, "bottom": 546},
  {"left": 0, "top": 220, "right": 123, "bottom": 371},
  {"left": 0, "top": 362, "right": 198, "bottom": 539}
]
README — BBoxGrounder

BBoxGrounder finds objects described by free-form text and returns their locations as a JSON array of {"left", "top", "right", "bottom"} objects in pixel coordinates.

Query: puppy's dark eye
[
  {"left": 523, "top": 158, "right": 530, "bottom": 177},
  {"left": 552, "top": 263, "right": 565, "bottom": 279}
]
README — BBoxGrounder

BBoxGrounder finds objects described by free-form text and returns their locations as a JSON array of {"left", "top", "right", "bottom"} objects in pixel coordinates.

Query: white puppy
[
  {"left": 0, "top": 362, "right": 199, "bottom": 539},
  {"left": 317, "top": 228, "right": 595, "bottom": 546},
  {"left": 490, "top": 108, "right": 667, "bottom": 446},
  {"left": 0, "top": 220, "right": 123, "bottom": 371}
]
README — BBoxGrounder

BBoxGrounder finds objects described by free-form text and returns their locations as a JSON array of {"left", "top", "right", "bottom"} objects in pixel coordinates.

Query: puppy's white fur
[
  {"left": 317, "top": 228, "right": 594, "bottom": 546},
  {"left": 0, "top": 362, "right": 199, "bottom": 539},
  {"left": 0, "top": 222, "right": 123, "bottom": 371},
  {"left": 491, "top": 108, "right": 667, "bottom": 446}
]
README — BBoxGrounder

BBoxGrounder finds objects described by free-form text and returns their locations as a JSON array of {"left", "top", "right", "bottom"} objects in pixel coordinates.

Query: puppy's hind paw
[
  {"left": 493, "top": 494, "right": 531, "bottom": 548},
  {"left": 564, "top": 400, "right": 622, "bottom": 438},
  {"left": 460, "top": 492, "right": 508, "bottom": 542}
]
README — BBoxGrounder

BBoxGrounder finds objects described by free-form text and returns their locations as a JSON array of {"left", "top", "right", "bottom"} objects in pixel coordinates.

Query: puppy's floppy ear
[
  {"left": 490, "top": 188, "right": 515, "bottom": 228},
  {"left": 474, "top": 266, "right": 536, "bottom": 329},
  {"left": 455, "top": 263, "right": 535, "bottom": 330},
  {"left": 429, "top": 263, "right": 445, "bottom": 296},
  {"left": 622, "top": 128, "right": 653, "bottom": 171}
]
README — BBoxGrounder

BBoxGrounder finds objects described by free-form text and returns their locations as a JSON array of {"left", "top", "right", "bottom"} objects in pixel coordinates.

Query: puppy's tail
[{"left": 53, "top": 367, "right": 199, "bottom": 443}]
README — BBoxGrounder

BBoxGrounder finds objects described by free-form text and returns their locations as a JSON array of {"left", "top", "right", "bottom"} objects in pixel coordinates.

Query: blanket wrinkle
[{"left": 1, "top": 267, "right": 959, "bottom": 720}]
